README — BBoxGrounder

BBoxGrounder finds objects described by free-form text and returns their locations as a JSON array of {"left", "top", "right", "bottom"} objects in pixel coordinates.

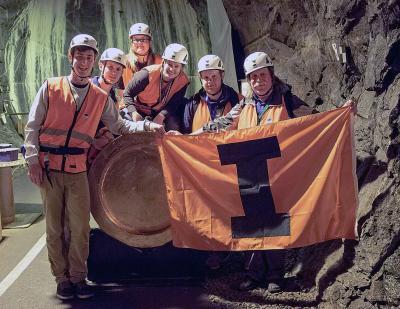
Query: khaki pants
[{"left": 40, "top": 171, "right": 90, "bottom": 284}]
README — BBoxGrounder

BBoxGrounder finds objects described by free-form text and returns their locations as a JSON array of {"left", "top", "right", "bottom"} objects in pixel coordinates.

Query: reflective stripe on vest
[
  {"left": 134, "top": 64, "right": 189, "bottom": 115},
  {"left": 122, "top": 53, "right": 162, "bottom": 88},
  {"left": 237, "top": 95, "right": 290, "bottom": 129},
  {"left": 40, "top": 128, "right": 93, "bottom": 145},
  {"left": 192, "top": 99, "right": 233, "bottom": 132},
  {"left": 39, "top": 76, "right": 108, "bottom": 173}
]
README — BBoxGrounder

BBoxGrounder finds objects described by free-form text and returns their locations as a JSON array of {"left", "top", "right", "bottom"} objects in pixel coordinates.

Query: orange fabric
[
  {"left": 157, "top": 106, "right": 358, "bottom": 250},
  {"left": 122, "top": 53, "right": 162, "bottom": 87},
  {"left": 39, "top": 77, "right": 108, "bottom": 173},
  {"left": 237, "top": 96, "right": 290, "bottom": 129},
  {"left": 192, "top": 99, "right": 232, "bottom": 132},
  {"left": 134, "top": 64, "right": 189, "bottom": 116}
]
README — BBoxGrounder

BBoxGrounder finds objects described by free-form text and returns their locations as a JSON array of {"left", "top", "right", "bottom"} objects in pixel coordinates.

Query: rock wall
[
  {"left": 222, "top": 0, "right": 400, "bottom": 307},
  {"left": 0, "top": 0, "right": 212, "bottom": 147},
  {"left": 0, "top": 1, "right": 27, "bottom": 147}
]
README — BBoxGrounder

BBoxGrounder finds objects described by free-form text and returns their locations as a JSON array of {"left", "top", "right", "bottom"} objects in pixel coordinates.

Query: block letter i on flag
[{"left": 217, "top": 136, "right": 291, "bottom": 238}]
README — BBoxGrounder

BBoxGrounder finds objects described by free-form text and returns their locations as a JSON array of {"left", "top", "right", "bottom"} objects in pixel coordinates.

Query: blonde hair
[{"left": 126, "top": 48, "right": 156, "bottom": 71}]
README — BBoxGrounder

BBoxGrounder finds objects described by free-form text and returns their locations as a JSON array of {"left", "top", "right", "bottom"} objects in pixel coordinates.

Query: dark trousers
[{"left": 245, "top": 249, "right": 285, "bottom": 282}]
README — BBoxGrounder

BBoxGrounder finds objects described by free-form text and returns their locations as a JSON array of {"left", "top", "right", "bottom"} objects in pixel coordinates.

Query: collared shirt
[{"left": 254, "top": 94, "right": 274, "bottom": 124}]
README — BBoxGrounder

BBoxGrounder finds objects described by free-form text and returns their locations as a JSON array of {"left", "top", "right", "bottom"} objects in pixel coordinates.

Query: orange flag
[{"left": 157, "top": 106, "right": 358, "bottom": 250}]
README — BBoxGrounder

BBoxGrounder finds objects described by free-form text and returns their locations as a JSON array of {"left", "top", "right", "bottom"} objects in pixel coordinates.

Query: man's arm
[
  {"left": 201, "top": 99, "right": 245, "bottom": 133},
  {"left": 25, "top": 82, "right": 48, "bottom": 165},
  {"left": 182, "top": 96, "right": 198, "bottom": 134},
  {"left": 122, "top": 69, "right": 150, "bottom": 116},
  {"left": 101, "top": 97, "right": 164, "bottom": 134},
  {"left": 25, "top": 82, "right": 48, "bottom": 185},
  {"left": 286, "top": 93, "right": 316, "bottom": 118}
]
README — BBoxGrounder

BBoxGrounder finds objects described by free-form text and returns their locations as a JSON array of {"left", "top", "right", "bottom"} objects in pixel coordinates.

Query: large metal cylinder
[
  {"left": 0, "top": 167, "right": 15, "bottom": 225},
  {"left": 89, "top": 133, "right": 171, "bottom": 248}
]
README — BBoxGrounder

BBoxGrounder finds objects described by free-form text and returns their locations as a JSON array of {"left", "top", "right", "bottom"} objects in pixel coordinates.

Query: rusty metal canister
[{"left": 88, "top": 132, "right": 171, "bottom": 248}]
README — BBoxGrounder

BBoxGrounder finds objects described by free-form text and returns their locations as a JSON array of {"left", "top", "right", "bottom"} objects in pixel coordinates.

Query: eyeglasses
[{"left": 131, "top": 38, "right": 150, "bottom": 44}]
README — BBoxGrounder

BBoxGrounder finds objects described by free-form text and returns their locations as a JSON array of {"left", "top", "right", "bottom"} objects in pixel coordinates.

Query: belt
[{"left": 39, "top": 146, "right": 86, "bottom": 155}]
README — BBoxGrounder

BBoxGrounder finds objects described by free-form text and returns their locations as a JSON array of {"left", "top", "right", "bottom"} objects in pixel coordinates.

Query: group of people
[{"left": 24, "top": 22, "right": 355, "bottom": 300}]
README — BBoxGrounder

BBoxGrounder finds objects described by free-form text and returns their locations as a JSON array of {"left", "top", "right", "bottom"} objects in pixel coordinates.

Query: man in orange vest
[
  {"left": 24, "top": 34, "right": 164, "bottom": 300},
  {"left": 122, "top": 43, "right": 190, "bottom": 131},
  {"left": 182, "top": 54, "right": 242, "bottom": 134},
  {"left": 122, "top": 22, "right": 162, "bottom": 88},
  {"left": 196, "top": 51, "right": 356, "bottom": 292}
]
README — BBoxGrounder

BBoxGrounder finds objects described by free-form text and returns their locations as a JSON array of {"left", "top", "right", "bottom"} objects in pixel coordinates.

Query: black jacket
[{"left": 182, "top": 84, "right": 240, "bottom": 134}]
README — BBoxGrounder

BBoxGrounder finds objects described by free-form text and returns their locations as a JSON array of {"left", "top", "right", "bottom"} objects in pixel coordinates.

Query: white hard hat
[
  {"left": 129, "top": 23, "right": 152, "bottom": 38},
  {"left": 69, "top": 34, "right": 98, "bottom": 54},
  {"left": 100, "top": 48, "right": 127, "bottom": 68},
  {"left": 162, "top": 43, "right": 188, "bottom": 65},
  {"left": 244, "top": 52, "right": 273, "bottom": 76},
  {"left": 197, "top": 54, "right": 224, "bottom": 73}
]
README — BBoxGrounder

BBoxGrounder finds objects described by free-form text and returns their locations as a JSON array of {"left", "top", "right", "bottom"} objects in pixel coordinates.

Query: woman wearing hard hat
[
  {"left": 123, "top": 43, "right": 190, "bottom": 131},
  {"left": 122, "top": 23, "right": 162, "bottom": 88}
]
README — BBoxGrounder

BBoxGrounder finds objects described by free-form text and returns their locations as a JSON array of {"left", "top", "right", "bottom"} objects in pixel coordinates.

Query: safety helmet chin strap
[
  {"left": 100, "top": 61, "right": 113, "bottom": 85},
  {"left": 258, "top": 86, "right": 273, "bottom": 98},
  {"left": 71, "top": 65, "right": 93, "bottom": 79}
]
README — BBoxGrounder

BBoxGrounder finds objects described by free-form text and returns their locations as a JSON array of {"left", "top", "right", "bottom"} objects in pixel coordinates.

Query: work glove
[{"left": 120, "top": 107, "right": 133, "bottom": 121}]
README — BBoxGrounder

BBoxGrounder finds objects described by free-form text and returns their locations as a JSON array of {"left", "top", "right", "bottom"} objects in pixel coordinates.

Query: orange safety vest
[
  {"left": 39, "top": 77, "right": 108, "bottom": 173},
  {"left": 134, "top": 64, "right": 189, "bottom": 116},
  {"left": 122, "top": 52, "right": 162, "bottom": 87},
  {"left": 191, "top": 99, "right": 234, "bottom": 132},
  {"left": 237, "top": 96, "right": 290, "bottom": 129}
]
